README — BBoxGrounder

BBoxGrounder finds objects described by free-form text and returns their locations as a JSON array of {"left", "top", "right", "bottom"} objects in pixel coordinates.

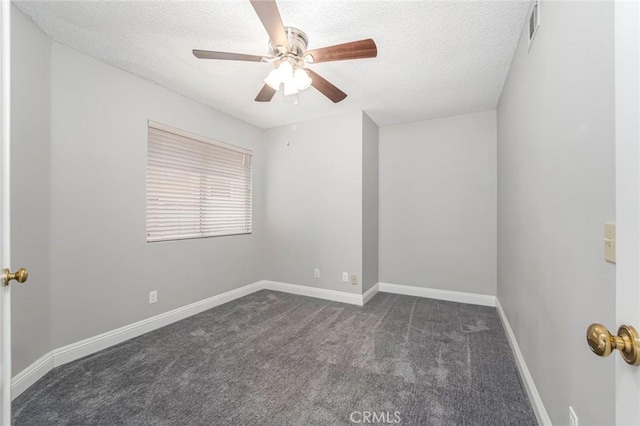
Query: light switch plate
[{"left": 604, "top": 223, "right": 616, "bottom": 263}]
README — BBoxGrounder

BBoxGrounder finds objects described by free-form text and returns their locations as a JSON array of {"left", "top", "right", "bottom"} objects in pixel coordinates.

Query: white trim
[
  {"left": 11, "top": 280, "right": 265, "bottom": 400},
  {"left": 52, "top": 281, "right": 263, "bottom": 367},
  {"left": 147, "top": 120, "right": 252, "bottom": 155},
  {"left": 11, "top": 280, "right": 367, "bottom": 399},
  {"left": 495, "top": 298, "right": 551, "bottom": 426},
  {"left": 262, "top": 280, "right": 364, "bottom": 306},
  {"left": 10, "top": 281, "right": 504, "bottom": 401},
  {"left": 11, "top": 352, "right": 52, "bottom": 400},
  {"left": 1, "top": 1, "right": 11, "bottom": 422},
  {"left": 362, "top": 283, "right": 379, "bottom": 304},
  {"left": 378, "top": 282, "right": 496, "bottom": 307},
  {"left": 10, "top": 279, "right": 548, "bottom": 426}
]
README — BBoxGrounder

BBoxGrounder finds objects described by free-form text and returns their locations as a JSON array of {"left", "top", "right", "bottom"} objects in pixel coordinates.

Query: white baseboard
[
  {"left": 11, "top": 280, "right": 368, "bottom": 399},
  {"left": 262, "top": 280, "right": 364, "bottom": 306},
  {"left": 18, "top": 281, "right": 497, "bottom": 400},
  {"left": 51, "top": 281, "right": 264, "bottom": 368},
  {"left": 11, "top": 278, "right": 542, "bottom": 426},
  {"left": 362, "top": 283, "right": 379, "bottom": 304},
  {"left": 12, "top": 281, "right": 265, "bottom": 400},
  {"left": 11, "top": 352, "right": 53, "bottom": 399},
  {"left": 496, "top": 298, "right": 551, "bottom": 426},
  {"left": 378, "top": 282, "right": 496, "bottom": 307},
  {"left": 12, "top": 280, "right": 549, "bottom": 426}
]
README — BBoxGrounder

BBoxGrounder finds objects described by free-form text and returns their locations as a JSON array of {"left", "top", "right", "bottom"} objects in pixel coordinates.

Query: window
[{"left": 146, "top": 121, "right": 252, "bottom": 242}]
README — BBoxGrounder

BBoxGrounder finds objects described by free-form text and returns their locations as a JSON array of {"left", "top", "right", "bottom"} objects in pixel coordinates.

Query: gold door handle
[
  {"left": 587, "top": 323, "right": 640, "bottom": 366},
  {"left": 2, "top": 268, "right": 28, "bottom": 286}
]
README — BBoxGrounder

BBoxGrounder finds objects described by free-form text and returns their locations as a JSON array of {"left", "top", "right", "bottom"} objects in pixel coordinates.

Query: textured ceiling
[{"left": 15, "top": 0, "right": 530, "bottom": 129}]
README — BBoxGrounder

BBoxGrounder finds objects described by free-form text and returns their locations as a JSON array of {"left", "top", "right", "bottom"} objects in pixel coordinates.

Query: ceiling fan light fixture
[
  {"left": 265, "top": 60, "right": 310, "bottom": 96},
  {"left": 264, "top": 68, "right": 282, "bottom": 89},
  {"left": 194, "top": 1, "right": 377, "bottom": 104},
  {"left": 293, "top": 68, "right": 312, "bottom": 90},
  {"left": 283, "top": 79, "right": 299, "bottom": 96},
  {"left": 277, "top": 60, "right": 294, "bottom": 79}
]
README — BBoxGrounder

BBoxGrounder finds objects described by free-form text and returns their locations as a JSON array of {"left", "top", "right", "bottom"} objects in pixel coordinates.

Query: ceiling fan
[{"left": 192, "top": 0, "right": 377, "bottom": 103}]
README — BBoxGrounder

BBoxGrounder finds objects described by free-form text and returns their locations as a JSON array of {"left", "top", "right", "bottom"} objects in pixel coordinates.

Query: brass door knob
[
  {"left": 587, "top": 323, "right": 640, "bottom": 366},
  {"left": 2, "top": 268, "right": 28, "bottom": 286}
]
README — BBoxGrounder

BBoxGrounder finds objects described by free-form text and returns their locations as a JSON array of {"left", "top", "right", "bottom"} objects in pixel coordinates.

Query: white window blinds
[{"left": 146, "top": 122, "right": 252, "bottom": 242}]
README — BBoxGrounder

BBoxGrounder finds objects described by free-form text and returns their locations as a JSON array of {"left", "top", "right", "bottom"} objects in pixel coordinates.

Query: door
[
  {"left": 0, "top": 1, "right": 11, "bottom": 423},
  {"left": 586, "top": 1, "right": 639, "bottom": 424},
  {"left": 615, "top": 0, "right": 640, "bottom": 424},
  {"left": 0, "top": 3, "right": 28, "bottom": 424}
]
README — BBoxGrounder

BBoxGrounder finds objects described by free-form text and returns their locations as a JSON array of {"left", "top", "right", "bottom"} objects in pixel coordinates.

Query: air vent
[{"left": 528, "top": 0, "right": 540, "bottom": 51}]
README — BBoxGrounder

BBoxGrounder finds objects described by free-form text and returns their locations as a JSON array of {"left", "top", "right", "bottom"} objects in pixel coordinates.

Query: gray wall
[
  {"left": 497, "top": 2, "right": 615, "bottom": 425},
  {"left": 264, "top": 112, "right": 363, "bottom": 294},
  {"left": 362, "top": 112, "right": 379, "bottom": 293},
  {"left": 49, "top": 43, "right": 266, "bottom": 348},
  {"left": 379, "top": 110, "right": 497, "bottom": 296},
  {"left": 10, "top": 6, "right": 52, "bottom": 374}
]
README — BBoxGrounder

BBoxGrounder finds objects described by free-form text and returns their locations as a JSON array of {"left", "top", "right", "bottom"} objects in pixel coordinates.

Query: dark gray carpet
[{"left": 12, "top": 290, "right": 536, "bottom": 425}]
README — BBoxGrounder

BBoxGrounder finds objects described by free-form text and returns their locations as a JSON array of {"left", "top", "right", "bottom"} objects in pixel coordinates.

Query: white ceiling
[{"left": 15, "top": 0, "right": 530, "bottom": 129}]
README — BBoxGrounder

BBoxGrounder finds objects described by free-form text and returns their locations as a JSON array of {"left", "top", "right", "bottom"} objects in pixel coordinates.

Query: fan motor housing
[{"left": 269, "top": 27, "right": 308, "bottom": 58}]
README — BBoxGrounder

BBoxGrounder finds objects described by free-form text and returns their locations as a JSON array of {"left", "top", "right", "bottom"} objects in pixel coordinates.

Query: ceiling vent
[{"left": 528, "top": 0, "right": 540, "bottom": 51}]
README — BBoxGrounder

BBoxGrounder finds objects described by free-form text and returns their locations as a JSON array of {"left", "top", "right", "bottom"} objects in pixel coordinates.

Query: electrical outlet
[
  {"left": 351, "top": 274, "right": 358, "bottom": 285},
  {"left": 342, "top": 272, "right": 349, "bottom": 282},
  {"left": 314, "top": 268, "right": 320, "bottom": 278},
  {"left": 569, "top": 406, "right": 578, "bottom": 426},
  {"left": 149, "top": 291, "right": 158, "bottom": 304}
]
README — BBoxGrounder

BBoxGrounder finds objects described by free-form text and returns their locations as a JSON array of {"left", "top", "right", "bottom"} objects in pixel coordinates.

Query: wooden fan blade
[
  {"left": 307, "top": 69, "right": 347, "bottom": 103},
  {"left": 193, "top": 50, "right": 265, "bottom": 62},
  {"left": 304, "top": 39, "right": 377, "bottom": 63},
  {"left": 249, "top": 0, "right": 289, "bottom": 50},
  {"left": 255, "top": 84, "right": 277, "bottom": 102}
]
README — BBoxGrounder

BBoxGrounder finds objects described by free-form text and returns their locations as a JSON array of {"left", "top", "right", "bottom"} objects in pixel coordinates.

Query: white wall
[
  {"left": 264, "top": 112, "right": 363, "bottom": 294},
  {"left": 10, "top": 6, "right": 52, "bottom": 374},
  {"left": 379, "top": 110, "right": 497, "bottom": 296},
  {"left": 49, "top": 43, "right": 266, "bottom": 348},
  {"left": 497, "top": 2, "right": 615, "bottom": 425},
  {"left": 362, "top": 112, "right": 379, "bottom": 293}
]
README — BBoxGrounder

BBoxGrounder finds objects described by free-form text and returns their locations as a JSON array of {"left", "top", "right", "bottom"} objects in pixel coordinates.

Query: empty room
[{"left": 1, "top": 0, "right": 639, "bottom": 425}]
